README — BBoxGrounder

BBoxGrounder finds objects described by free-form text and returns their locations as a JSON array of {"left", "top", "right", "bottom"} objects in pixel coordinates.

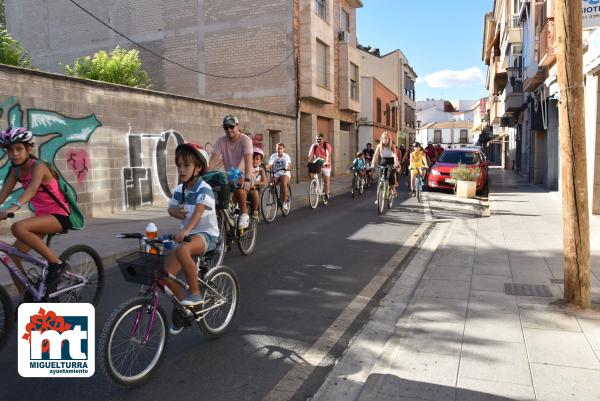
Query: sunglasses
[
  {"left": 223, "top": 125, "right": 236, "bottom": 130},
  {"left": 316, "top": 138, "right": 322, "bottom": 141}
]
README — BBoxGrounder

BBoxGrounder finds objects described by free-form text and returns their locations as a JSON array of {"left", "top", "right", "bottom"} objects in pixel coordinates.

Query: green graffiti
[{"left": 0, "top": 98, "right": 101, "bottom": 208}]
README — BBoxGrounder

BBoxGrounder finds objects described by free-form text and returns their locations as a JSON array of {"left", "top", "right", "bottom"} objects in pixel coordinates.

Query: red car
[{"left": 427, "top": 149, "right": 489, "bottom": 194}]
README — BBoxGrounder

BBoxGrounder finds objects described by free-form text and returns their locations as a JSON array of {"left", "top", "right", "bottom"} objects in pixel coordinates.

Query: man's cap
[{"left": 223, "top": 115, "right": 239, "bottom": 126}]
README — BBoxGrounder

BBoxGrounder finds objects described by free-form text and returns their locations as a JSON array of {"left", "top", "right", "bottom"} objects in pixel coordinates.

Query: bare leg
[
  {"left": 234, "top": 189, "right": 249, "bottom": 214},
  {"left": 250, "top": 189, "right": 259, "bottom": 213},
  {"left": 164, "top": 252, "right": 185, "bottom": 300},
  {"left": 323, "top": 174, "right": 330, "bottom": 195},
  {"left": 11, "top": 216, "right": 62, "bottom": 264},
  {"left": 280, "top": 175, "right": 290, "bottom": 202},
  {"left": 175, "top": 237, "right": 206, "bottom": 295}
]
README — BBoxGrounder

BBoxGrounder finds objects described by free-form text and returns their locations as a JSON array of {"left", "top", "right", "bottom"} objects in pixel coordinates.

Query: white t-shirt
[
  {"left": 268, "top": 153, "right": 292, "bottom": 177},
  {"left": 168, "top": 178, "right": 219, "bottom": 240}
]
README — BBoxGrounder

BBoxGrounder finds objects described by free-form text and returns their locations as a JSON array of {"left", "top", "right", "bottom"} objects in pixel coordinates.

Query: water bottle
[{"left": 146, "top": 223, "right": 159, "bottom": 255}]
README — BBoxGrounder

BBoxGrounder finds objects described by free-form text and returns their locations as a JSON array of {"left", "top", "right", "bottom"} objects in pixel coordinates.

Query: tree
[
  {"left": 0, "top": 27, "right": 31, "bottom": 67},
  {"left": 65, "top": 46, "right": 151, "bottom": 88}
]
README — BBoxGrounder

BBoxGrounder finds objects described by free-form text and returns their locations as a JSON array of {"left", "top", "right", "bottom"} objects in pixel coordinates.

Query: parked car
[{"left": 427, "top": 149, "right": 489, "bottom": 194}]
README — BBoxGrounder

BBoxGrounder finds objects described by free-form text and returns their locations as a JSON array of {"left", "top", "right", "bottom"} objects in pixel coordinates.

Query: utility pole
[{"left": 555, "top": 0, "right": 591, "bottom": 308}]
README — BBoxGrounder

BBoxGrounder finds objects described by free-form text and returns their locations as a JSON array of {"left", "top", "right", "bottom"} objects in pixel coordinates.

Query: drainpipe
[{"left": 294, "top": 0, "right": 301, "bottom": 183}]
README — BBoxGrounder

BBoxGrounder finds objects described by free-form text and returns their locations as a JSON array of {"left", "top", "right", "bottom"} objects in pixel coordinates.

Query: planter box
[{"left": 456, "top": 180, "right": 477, "bottom": 198}]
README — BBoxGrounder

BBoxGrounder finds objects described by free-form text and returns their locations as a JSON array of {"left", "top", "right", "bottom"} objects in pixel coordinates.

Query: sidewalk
[
  {"left": 0, "top": 174, "right": 354, "bottom": 289},
  {"left": 313, "top": 168, "right": 600, "bottom": 401}
]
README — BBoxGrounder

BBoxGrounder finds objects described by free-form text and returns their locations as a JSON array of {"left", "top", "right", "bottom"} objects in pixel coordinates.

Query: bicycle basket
[
  {"left": 307, "top": 162, "right": 322, "bottom": 174},
  {"left": 117, "top": 251, "right": 166, "bottom": 285}
]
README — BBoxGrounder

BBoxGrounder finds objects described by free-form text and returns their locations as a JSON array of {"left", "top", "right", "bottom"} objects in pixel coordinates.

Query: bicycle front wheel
[
  {"left": 416, "top": 178, "right": 422, "bottom": 203},
  {"left": 198, "top": 266, "right": 239, "bottom": 337},
  {"left": 99, "top": 297, "right": 168, "bottom": 388},
  {"left": 351, "top": 175, "right": 357, "bottom": 198},
  {"left": 54, "top": 245, "right": 104, "bottom": 305},
  {"left": 376, "top": 180, "right": 386, "bottom": 215},
  {"left": 0, "top": 285, "right": 13, "bottom": 352},
  {"left": 237, "top": 214, "right": 257, "bottom": 255},
  {"left": 260, "top": 186, "right": 278, "bottom": 223},
  {"left": 308, "top": 178, "right": 319, "bottom": 209}
]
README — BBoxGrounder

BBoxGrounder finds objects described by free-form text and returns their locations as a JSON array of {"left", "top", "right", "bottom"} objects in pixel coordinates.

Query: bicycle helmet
[
  {"left": 413, "top": 141, "right": 421, "bottom": 148},
  {"left": 253, "top": 147, "right": 264, "bottom": 158},
  {"left": 175, "top": 143, "right": 209, "bottom": 172},
  {"left": 0, "top": 127, "right": 34, "bottom": 147}
]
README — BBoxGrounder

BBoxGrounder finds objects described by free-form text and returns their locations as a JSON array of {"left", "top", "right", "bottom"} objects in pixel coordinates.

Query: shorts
[
  {"left": 193, "top": 232, "right": 217, "bottom": 253},
  {"left": 52, "top": 213, "right": 70, "bottom": 233},
  {"left": 321, "top": 167, "right": 331, "bottom": 177}
]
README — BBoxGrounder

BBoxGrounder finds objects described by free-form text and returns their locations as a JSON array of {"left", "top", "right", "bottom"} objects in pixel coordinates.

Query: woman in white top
[
  {"left": 266, "top": 143, "right": 292, "bottom": 212},
  {"left": 371, "top": 131, "right": 400, "bottom": 196}
]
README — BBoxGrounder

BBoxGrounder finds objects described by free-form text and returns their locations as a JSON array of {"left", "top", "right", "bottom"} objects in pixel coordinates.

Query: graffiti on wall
[
  {"left": 0, "top": 97, "right": 101, "bottom": 206},
  {"left": 246, "top": 133, "right": 264, "bottom": 150},
  {"left": 123, "top": 128, "right": 185, "bottom": 209}
]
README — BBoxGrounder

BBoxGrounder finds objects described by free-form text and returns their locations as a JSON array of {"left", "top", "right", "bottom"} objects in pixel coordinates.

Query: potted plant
[{"left": 450, "top": 163, "right": 481, "bottom": 198}]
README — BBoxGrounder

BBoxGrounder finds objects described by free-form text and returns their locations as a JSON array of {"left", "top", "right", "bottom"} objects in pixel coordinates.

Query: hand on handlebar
[
  {"left": 175, "top": 230, "right": 191, "bottom": 243},
  {"left": 241, "top": 180, "right": 251, "bottom": 192}
]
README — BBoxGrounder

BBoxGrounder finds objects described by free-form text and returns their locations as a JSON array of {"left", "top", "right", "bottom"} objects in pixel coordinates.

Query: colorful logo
[{"left": 18, "top": 303, "right": 95, "bottom": 377}]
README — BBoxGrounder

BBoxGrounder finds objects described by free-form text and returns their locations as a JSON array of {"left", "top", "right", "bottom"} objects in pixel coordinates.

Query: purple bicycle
[
  {"left": 0, "top": 213, "right": 104, "bottom": 351},
  {"left": 98, "top": 232, "right": 239, "bottom": 387}
]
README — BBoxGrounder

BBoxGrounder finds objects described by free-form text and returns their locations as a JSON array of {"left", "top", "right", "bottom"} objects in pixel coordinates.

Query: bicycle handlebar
[{"left": 117, "top": 233, "right": 191, "bottom": 243}]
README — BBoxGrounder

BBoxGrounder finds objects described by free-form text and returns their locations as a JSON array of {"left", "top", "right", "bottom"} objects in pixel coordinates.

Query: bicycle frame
[{"left": 0, "top": 240, "right": 88, "bottom": 301}]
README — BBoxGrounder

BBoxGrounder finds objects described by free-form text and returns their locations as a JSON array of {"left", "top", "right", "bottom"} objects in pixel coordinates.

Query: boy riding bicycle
[
  {"left": 165, "top": 143, "right": 219, "bottom": 327},
  {"left": 250, "top": 147, "right": 267, "bottom": 219},
  {"left": 0, "top": 127, "right": 72, "bottom": 296},
  {"left": 351, "top": 152, "right": 366, "bottom": 179}
]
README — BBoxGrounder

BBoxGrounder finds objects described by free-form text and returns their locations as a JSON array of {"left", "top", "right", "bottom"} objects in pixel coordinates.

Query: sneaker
[
  {"left": 46, "top": 260, "right": 69, "bottom": 287},
  {"left": 282, "top": 201, "right": 290, "bottom": 213},
  {"left": 169, "top": 322, "right": 183, "bottom": 335},
  {"left": 251, "top": 211, "right": 259, "bottom": 219},
  {"left": 324, "top": 194, "right": 329, "bottom": 201},
  {"left": 238, "top": 213, "right": 250, "bottom": 229},
  {"left": 182, "top": 292, "right": 204, "bottom": 306}
]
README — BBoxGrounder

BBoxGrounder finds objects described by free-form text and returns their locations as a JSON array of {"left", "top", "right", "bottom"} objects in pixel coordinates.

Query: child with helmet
[
  {"left": 0, "top": 127, "right": 72, "bottom": 296},
  {"left": 166, "top": 143, "right": 219, "bottom": 333},
  {"left": 250, "top": 147, "right": 267, "bottom": 219}
]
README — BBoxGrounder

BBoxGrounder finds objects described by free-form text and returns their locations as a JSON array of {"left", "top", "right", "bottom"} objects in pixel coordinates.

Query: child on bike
[
  {"left": 266, "top": 143, "right": 292, "bottom": 213},
  {"left": 0, "top": 127, "right": 71, "bottom": 296},
  {"left": 351, "top": 152, "right": 366, "bottom": 179},
  {"left": 250, "top": 147, "right": 267, "bottom": 219},
  {"left": 166, "top": 143, "right": 219, "bottom": 318}
]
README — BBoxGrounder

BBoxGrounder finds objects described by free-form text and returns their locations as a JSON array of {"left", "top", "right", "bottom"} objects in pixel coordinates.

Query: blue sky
[{"left": 356, "top": 0, "right": 492, "bottom": 102}]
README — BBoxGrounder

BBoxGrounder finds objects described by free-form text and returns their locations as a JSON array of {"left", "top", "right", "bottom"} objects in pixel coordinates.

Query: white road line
[{"left": 263, "top": 222, "right": 431, "bottom": 401}]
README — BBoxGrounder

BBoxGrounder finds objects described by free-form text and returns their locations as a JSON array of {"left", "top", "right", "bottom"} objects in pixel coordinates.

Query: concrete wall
[{"left": 0, "top": 65, "right": 296, "bottom": 220}]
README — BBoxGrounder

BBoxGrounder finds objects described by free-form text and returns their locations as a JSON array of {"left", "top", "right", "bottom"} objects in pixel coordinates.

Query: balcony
[
  {"left": 539, "top": 17, "right": 556, "bottom": 67},
  {"left": 503, "top": 68, "right": 524, "bottom": 113}
]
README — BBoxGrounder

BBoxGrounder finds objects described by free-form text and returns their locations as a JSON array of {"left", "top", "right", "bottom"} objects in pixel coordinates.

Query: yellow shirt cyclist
[{"left": 409, "top": 142, "right": 428, "bottom": 195}]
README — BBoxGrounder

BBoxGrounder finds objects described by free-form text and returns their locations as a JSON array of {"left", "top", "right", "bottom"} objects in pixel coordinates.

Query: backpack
[
  {"left": 15, "top": 159, "right": 85, "bottom": 230},
  {"left": 201, "top": 170, "right": 229, "bottom": 209}
]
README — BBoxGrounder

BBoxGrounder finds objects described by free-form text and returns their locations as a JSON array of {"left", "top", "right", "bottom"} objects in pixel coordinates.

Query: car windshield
[{"left": 438, "top": 152, "right": 479, "bottom": 165}]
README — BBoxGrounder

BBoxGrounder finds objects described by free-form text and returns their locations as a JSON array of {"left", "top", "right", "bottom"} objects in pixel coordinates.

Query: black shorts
[{"left": 52, "top": 214, "right": 70, "bottom": 233}]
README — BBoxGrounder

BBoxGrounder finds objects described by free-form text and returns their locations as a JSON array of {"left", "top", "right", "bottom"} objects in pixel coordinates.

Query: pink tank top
[{"left": 19, "top": 160, "right": 70, "bottom": 216}]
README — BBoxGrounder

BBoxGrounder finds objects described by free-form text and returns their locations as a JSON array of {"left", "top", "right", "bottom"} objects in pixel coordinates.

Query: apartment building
[
  {"left": 357, "top": 76, "right": 398, "bottom": 149},
  {"left": 357, "top": 46, "right": 418, "bottom": 147},
  {"left": 416, "top": 121, "right": 476, "bottom": 148},
  {"left": 6, "top": 0, "right": 364, "bottom": 179},
  {"left": 483, "top": 0, "right": 600, "bottom": 216}
]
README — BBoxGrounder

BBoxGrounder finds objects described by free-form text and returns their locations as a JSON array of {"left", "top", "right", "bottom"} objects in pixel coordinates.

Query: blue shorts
[{"left": 193, "top": 232, "right": 217, "bottom": 253}]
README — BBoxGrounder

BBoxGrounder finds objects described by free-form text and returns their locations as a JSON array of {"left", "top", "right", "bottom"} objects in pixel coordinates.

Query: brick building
[
  {"left": 6, "top": 0, "right": 364, "bottom": 178},
  {"left": 357, "top": 76, "right": 398, "bottom": 148}
]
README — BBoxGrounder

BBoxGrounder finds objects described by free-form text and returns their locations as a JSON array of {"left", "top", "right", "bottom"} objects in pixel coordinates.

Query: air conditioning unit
[{"left": 338, "top": 30, "right": 350, "bottom": 43}]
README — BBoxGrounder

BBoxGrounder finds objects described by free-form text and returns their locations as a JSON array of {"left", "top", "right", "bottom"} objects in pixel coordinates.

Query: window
[
  {"left": 316, "top": 40, "right": 329, "bottom": 88},
  {"left": 460, "top": 129, "right": 468, "bottom": 144},
  {"left": 341, "top": 9, "right": 350, "bottom": 32},
  {"left": 392, "top": 107, "right": 397, "bottom": 128},
  {"left": 315, "top": 0, "right": 327, "bottom": 20},
  {"left": 385, "top": 104, "right": 391, "bottom": 127},
  {"left": 350, "top": 63, "right": 359, "bottom": 100},
  {"left": 434, "top": 130, "right": 442, "bottom": 143},
  {"left": 376, "top": 98, "right": 382, "bottom": 124}
]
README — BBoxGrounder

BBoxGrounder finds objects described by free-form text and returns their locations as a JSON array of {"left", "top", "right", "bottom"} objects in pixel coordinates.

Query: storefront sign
[{"left": 583, "top": 0, "right": 600, "bottom": 29}]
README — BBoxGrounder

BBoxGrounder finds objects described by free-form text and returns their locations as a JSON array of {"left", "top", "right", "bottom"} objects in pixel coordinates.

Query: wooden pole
[{"left": 555, "top": 0, "right": 591, "bottom": 308}]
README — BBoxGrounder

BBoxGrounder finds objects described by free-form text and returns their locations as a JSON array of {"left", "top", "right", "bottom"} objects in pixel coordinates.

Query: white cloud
[
  {"left": 419, "top": 67, "right": 485, "bottom": 88},
  {"left": 415, "top": 76, "right": 425, "bottom": 84}
]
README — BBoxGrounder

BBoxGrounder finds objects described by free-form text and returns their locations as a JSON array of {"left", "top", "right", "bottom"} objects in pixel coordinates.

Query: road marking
[{"left": 263, "top": 222, "right": 431, "bottom": 401}]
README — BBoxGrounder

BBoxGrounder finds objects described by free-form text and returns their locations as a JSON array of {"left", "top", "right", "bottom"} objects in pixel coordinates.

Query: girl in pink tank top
[{"left": 0, "top": 127, "right": 71, "bottom": 296}]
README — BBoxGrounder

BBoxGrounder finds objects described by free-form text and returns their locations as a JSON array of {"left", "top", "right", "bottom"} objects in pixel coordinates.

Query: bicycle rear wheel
[
  {"left": 0, "top": 285, "right": 13, "bottom": 352},
  {"left": 281, "top": 184, "right": 292, "bottom": 217},
  {"left": 237, "top": 214, "right": 257, "bottom": 255},
  {"left": 416, "top": 178, "right": 422, "bottom": 203},
  {"left": 198, "top": 266, "right": 239, "bottom": 337},
  {"left": 260, "top": 186, "right": 278, "bottom": 223},
  {"left": 308, "top": 178, "right": 319, "bottom": 209},
  {"left": 54, "top": 245, "right": 104, "bottom": 305},
  {"left": 376, "top": 180, "right": 386, "bottom": 215},
  {"left": 99, "top": 297, "right": 168, "bottom": 388}
]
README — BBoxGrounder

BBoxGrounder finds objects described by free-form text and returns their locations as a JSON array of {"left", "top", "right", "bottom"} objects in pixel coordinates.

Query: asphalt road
[{"left": 0, "top": 180, "right": 427, "bottom": 401}]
